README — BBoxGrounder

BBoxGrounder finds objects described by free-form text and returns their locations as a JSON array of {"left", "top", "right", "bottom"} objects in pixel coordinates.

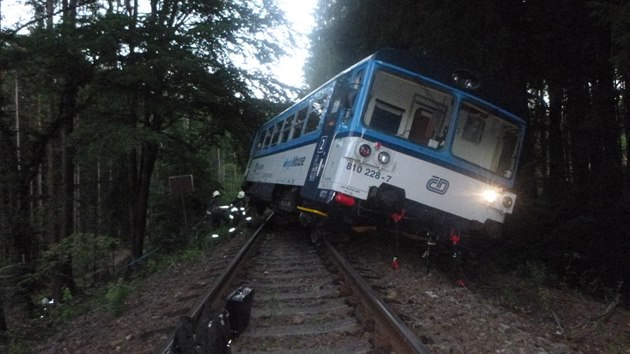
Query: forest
[
  {"left": 0, "top": 0, "right": 629, "bottom": 346},
  {"left": 303, "top": 0, "right": 630, "bottom": 304}
]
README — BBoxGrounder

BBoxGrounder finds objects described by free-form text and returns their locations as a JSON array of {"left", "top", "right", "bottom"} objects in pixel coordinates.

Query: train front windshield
[
  {"left": 452, "top": 103, "right": 520, "bottom": 178},
  {"left": 362, "top": 70, "right": 523, "bottom": 179}
]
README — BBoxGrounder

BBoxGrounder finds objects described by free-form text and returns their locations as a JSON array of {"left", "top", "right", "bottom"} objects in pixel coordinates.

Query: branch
[
  {"left": 571, "top": 294, "right": 620, "bottom": 330},
  {"left": 1, "top": 0, "right": 98, "bottom": 40}
]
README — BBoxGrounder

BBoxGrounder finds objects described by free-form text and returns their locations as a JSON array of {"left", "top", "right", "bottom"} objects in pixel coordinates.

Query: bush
[{"left": 105, "top": 280, "right": 131, "bottom": 317}]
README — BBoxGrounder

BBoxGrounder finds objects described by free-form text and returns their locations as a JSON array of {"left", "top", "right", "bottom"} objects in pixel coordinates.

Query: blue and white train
[{"left": 243, "top": 49, "right": 526, "bottom": 243}]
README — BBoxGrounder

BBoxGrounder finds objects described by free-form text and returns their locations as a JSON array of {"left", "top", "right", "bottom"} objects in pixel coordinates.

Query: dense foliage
[
  {"left": 1, "top": 0, "right": 629, "bottom": 343},
  {"left": 0, "top": 0, "right": 294, "bottom": 334},
  {"left": 306, "top": 0, "right": 630, "bottom": 301}
]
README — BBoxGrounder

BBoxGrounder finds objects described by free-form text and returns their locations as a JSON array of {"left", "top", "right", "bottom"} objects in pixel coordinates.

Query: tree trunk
[
  {"left": 623, "top": 75, "right": 630, "bottom": 197},
  {"left": 590, "top": 62, "right": 622, "bottom": 201},
  {"left": 129, "top": 142, "right": 159, "bottom": 261},
  {"left": 565, "top": 79, "right": 590, "bottom": 204},
  {"left": 51, "top": 0, "right": 80, "bottom": 301},
  {"left": 52, "top": 84, "right": 78, "bottom": 301},
  {"left": 547, "top": 83, "right": 567, "bottom": 201}
]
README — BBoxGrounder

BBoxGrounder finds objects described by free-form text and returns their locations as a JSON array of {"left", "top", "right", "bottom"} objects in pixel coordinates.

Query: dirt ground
[
  {"left": 341, "top": 232, "right": 630, "bottom": 353},
  {"left": 27, "top": 230, "right": 630, "bottom": 354}
]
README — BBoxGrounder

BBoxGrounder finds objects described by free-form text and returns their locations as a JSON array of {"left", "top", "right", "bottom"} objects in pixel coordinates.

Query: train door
[{"left": 300, "top": 79, "right": 350, "bottom": 204}]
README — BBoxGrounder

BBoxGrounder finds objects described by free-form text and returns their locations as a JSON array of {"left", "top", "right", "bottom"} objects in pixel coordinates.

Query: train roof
[{"left": 365, "top": 49, "right": 527, "bottom": 120}]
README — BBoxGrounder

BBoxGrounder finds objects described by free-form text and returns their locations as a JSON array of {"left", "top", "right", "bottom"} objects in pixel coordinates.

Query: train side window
[
  {"left": 369, "top": 100, "right": 404, "bottom": 135},
  {"left": 304, "top": 96, "right": 327, "bottom": 134},
  {"left": 280, "top": 116, "right": 293, "bottom": 143},
  {"left": 255, "top": 130, "right": 265, "bottom": 150},
  {"left": 270, "top": 122, "right": 282, "bottom": 146},
  {"left": 304, "top": 109, "right": 319, "bottom": 134},
  {"left": 261, "top": 128, "right": 271, "bottom": 149},
  {"left": 291, "top": 107, "right": 307, "bottom": 139}
]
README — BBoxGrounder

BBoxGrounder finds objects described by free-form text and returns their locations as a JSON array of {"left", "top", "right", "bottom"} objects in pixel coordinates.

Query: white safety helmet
[
  {"left": 212, "top": 190, "right": 221, "bottom": 198},
  {"left": 237, "top": 191, "right": 245, "bottom": 199}
]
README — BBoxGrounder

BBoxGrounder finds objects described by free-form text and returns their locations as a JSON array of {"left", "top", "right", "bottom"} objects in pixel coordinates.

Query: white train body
[{"left": 243, "top": 49, "right": 526, "bottom": 240}]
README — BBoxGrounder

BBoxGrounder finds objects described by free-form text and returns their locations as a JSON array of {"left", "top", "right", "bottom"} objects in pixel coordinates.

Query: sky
[
  {"left": 273, "top": 0, "right": 317, "bottom": 87},
  {"left": 0, "top": 0, "right": 317, "bottom": 87}
]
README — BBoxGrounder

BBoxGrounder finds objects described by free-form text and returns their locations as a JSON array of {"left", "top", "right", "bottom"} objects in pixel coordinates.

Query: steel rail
[
  {"left": 323, "top": 237, "right": 431, "bottom": 354},
  {"left": 155, "top": 212, "right": 274, "bottom": 354}
]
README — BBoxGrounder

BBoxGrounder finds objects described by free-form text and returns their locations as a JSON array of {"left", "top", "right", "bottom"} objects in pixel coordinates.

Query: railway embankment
[{"left": 31, "top": 220, "right": 630, "bottom": 353}]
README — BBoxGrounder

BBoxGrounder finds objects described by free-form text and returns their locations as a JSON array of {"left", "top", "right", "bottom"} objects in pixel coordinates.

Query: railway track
[{"left": 157, "top": 214, "right": 428, "bottom": 353}]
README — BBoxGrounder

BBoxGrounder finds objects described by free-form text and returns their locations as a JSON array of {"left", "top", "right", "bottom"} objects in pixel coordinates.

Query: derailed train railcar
[{"left": 243, "top": 49, "right": 526, "bottom": 243}]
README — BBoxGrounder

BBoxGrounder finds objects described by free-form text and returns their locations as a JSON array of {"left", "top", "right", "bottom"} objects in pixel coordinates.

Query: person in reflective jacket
[
  {"left": 228, "top": 191, "right": 248, "bottom": 224},
  {"left": 206, "top": 190, "right": 224, "bottom": 227}
]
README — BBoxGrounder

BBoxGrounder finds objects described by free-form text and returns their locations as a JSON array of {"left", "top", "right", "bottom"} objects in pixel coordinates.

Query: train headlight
[
  {"left": 358, "top": 144, "right": 372, "bottom": 158},
  {"left": 481, "top": 189, "right": 516, "bottom": 213},
  {"left": 482, "top": 189, "right": 498, "bottom": 203},
  {"left": 502, "top": 196, "right": 514, "bottom": 208},
  {"left": 377, "top": 151, "right": 391, "bottom": 165}
]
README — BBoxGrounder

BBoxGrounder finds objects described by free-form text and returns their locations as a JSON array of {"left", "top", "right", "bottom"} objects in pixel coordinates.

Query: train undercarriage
[{"left": 245, "top": 181, "right": 504, "bottom": 250}]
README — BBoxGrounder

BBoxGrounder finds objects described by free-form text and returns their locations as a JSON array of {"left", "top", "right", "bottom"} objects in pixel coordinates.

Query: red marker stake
[{"left": 391, "top": 257, "right": 400, "bottom": 270}]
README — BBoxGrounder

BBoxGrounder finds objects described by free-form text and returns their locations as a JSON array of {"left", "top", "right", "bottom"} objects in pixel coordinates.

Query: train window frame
[
  {"left": 461, "top": 109, "right": 486, "bottom": 144},
  {"left": 406, "top": 93, "right": 451, "bottom": 147},
  {"left": 261, "top": 128, "right": 272, "bottom": 149},
  {"left": 452, "top": 101, "right": 522, "bottom": 177},
  {"left": 291, "top": 107, "right": 308, "bottom": 139},
  {"left": 304, "top": 92, "right": 330, "bottom": 135},
  {"left": 495, "top": 128, "right": 519, "bottom": 178},
  {"left": 270, "top": 122, "right": 282, "bottom": 147},
  {"left": 369, "top": 99, "right": 405, "bottom": 135},
  {"left": 280, "top": 116, "right": 293, "bottom": 143},
  {"left": 362, "top": 69, "right": 454, "bottom": 148},
  {"left": 255, "top": 130, "right": 264, "bottom": 150}
]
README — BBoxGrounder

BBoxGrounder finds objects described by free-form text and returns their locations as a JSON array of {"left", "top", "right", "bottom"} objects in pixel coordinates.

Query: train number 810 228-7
[{"left": 346, "top": 162, "right": 392, "bottom": 182}]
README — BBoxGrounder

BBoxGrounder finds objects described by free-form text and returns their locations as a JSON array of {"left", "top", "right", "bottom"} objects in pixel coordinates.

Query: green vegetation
[
  {"left": 0, "top": 0, "right": 292, "bottom": 341},
  {"left": 0, "top": 238, "right": 225, "bottom": 352},
  {"left": 105, "top": 280, "right": 132, "bottom": 317},
  {"left": 306, "top": 0, "right": 630, "bottom": 305},
  {"left": 1, "top": 0, "right": 629, "bottom": 350}
]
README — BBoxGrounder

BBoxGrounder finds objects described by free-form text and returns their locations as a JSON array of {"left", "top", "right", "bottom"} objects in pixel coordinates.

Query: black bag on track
[
  {"left": 226, "top": 286, "right": 254, "bottom": 337},
  {"left": 172, "top": 316, "right": 196, "bottom": 354},
  {"left": 195, "top": 306, "right": 232, "bottom": 354}
]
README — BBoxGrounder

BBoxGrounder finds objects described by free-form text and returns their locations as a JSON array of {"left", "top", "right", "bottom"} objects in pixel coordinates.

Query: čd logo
[{"left": 426, "top": 176, "right": 449, "bottom": 194}]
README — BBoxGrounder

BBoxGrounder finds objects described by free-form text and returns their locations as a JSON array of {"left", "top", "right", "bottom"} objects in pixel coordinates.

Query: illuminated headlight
[
  {"left": 482, "top": 189, "right": 498, "bottom": 203},
  {"left": 481, "top": 189, "right": 517, "bottom": 213},
  {"left": 377, "top": 151, "right": 391, "bottom": 164},
  {"left": 212, "top": 234, "right": 219, "bottom": 238},
  {"left": 358, "top": 144, "right": 372, "bottom": 158}
]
